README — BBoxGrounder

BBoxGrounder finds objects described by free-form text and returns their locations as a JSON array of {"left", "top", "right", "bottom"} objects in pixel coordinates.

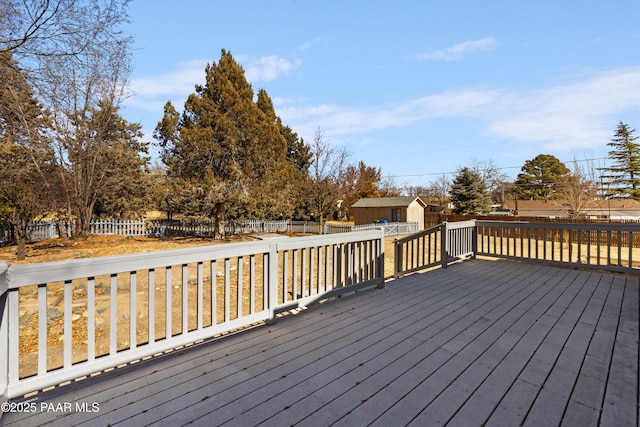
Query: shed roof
[{"left": 351, "top": 196, "right": 426, "bottom": 208}]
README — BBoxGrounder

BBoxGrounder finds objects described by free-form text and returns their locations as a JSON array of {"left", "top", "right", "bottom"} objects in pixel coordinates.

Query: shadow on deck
[{"left": 1, "top": 259, "right": 638, "bottom": 426}]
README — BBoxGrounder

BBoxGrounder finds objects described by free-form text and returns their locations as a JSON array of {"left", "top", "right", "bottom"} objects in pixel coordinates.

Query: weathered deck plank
[
  {"left": 378, "top": 269, "right": 595, "bottom": 426},
  {"left": 245, "top": 262, "right": 539, "bottom": 427},
  {"left": 1, "top": 259, "right": 637, "bottom": 427}
]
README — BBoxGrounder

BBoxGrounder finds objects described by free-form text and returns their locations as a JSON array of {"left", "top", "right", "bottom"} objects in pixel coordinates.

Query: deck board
[{"left": 1, "top": 259, "right": 637, "bottom": 427}]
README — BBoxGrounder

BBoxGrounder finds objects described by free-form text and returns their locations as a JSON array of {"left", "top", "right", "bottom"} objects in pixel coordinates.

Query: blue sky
[{"left": 123, "top": 1, "right": 640, "bottom": 187}]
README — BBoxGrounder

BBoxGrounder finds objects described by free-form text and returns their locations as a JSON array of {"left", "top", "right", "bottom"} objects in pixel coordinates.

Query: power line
[{"left": 382, "top": 156, "right": 611, "bottom": 180}]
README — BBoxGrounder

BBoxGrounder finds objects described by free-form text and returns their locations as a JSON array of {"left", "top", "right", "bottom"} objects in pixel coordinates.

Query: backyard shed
[{"left": 351, "top": 196, "right": 426, "bottom": 230}]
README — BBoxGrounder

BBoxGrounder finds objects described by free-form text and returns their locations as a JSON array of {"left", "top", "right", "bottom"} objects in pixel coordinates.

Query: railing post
[
  {"left": 267, "top": 242, "right": 279, "bottom": 324},
  {"left": 336, "top": 244, "right": 344, "bottom": 287},
  {"left": 393, "top": 238, "right": 402, "bottom": 279},
  {"left": 441, "top": 222, "right": 449, "bottom": 268},
  {"left": 0, "top": 263, "right": 9, "bottom": 420},
  {"left": 377, "top": 227, "right": 385, "bottom": 287},
  {"left": 472, "top": 222, "right": 478, "bottom": 258}
]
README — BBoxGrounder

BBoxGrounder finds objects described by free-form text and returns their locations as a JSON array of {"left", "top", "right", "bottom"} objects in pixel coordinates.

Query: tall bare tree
[
  {"left": 557, "top": 158, "right": 599, "bottom": 218},
  {"left": 42, "top": 2, "right": 137, "bottom": 235},
  {"left": 0, "top": 51, "right": 56, "bottom": 259},
  {"left": 306, "top": 127, "right": 349, "bottom": 225},
  {"left": 429, "top": 174, "right": 451, "bottom": 206},
  {"left": 1, "top": 0, "right": 137, "bottom": 237}
]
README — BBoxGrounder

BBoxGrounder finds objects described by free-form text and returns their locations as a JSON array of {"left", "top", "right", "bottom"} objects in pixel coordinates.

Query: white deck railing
[
  {"left": 0, "top": 230, "right": 384, "bottom": 402},
  {"left": 394, "top": 220, "right": 640, "bottom": 278},
  {"left": 475, "top": 220, "right": 640, "bottom": 273}
]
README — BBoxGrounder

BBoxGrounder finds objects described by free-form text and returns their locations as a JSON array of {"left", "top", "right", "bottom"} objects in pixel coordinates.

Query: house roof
[
  {"left": 351, "top": 196, "right": 426, "bottom": 208},
  {"left": 503, "top": 199, "right": 640, "bottom": 210}
]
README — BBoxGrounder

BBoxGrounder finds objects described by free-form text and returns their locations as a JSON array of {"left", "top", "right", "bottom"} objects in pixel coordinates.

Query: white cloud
[
  {"left": 281, "top": 67, "right": 640, "bottom": 152},
  {"left": 485, "top": 67, "right": 640, "bottom": 150},
  {"left": 278, "top": 90, "right": 499, "bottom": 142},
  {"left": 125, "top": 54, "right": 299, "bottom": 112},
  {"left": 299, "top": 38, "right": 320, "bottom": 51},
  {"left": 128, "top": 60, "right": 207, "bottom": 98},
  {"left": 410, "top": 37, "right": 498, "bottom": 61},
  {"left": 240, "top": 55, "right": 300, "bottom": 82},
  {"left": 126, "top": 60, "right": 640, "bottom": 158}
]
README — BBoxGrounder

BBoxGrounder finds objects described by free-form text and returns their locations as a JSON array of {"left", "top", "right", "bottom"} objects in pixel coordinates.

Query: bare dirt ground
[
  {"left": 0, "top": 234, "right": 258, "bottom": 265},
  {"left": 0, "top": 232, "right": 399, "bottom": 277}
]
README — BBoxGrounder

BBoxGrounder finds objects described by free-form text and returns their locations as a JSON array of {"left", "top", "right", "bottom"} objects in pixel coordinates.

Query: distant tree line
[{"left": 405, "top": 121, "right": 639, "bottom": 217}]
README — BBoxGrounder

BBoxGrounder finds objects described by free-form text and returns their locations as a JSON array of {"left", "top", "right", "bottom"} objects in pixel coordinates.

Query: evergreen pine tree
[
  {"left": 61, "top": 100, "right": 149, "bottom": 235},
  {"left": 0, "top": 51, "right": 56, "bottom": 259},
  {"left": 514, "top": 154, "right": 569, "bottom": 200},
  {"left": 599, "top": 121, "right": 640, "bottom": 200},
  {"left": 155, "top": 50, "right": 296, "bottom": 234},
  {"left": 450, "top": 167, "right": 491, "bottom": 214}
]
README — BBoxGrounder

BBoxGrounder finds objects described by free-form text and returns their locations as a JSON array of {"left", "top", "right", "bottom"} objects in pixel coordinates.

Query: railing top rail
[
  {"left": 276, "top": 229, "right": 383, "bottom": 251},
  {"left": 394, "top": 223, "right": 443, "bottom": 245},
  {"left": 444, "top": 220, "right": 477, "bottom": 230},
  {"left": 6, "top": 230, "right": 386, "bottom": 289},
  {"left": 7, "top": 240, "right": 273, "bottom": 289}
]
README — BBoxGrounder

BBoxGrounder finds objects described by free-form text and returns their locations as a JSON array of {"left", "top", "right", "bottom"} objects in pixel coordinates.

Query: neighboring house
[
  {"left": 424, "top": 200, "right": 453, "bottom": 213},
  {"left": 501, "top": 199, "right": 640, "bottom": 220},
  {"left": 351, "top": 196, "right": 426, "bottom": 230}
]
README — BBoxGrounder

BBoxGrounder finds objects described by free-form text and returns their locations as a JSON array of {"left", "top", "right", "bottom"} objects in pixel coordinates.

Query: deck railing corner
[{"left": 394, "top": 220, "right": 479, "bottom": 278}]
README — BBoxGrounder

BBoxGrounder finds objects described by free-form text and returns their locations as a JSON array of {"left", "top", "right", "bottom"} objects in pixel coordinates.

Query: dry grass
[{"left": 0, "top": 234, "right": 258, "bottom": 265}]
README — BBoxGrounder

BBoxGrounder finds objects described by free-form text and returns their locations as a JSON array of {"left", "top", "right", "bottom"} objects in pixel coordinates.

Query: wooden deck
[{"left": 1, "top": 259, "right": 638, "bottom": 426}]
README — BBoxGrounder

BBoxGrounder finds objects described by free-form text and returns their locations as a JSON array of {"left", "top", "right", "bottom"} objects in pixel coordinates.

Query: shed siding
[
  {"left": 406, "top": 203, "right": 424, "bottom": 227},
  {"left": 353, "top": 200, "right": 424, "bottom": 230},
  {"left": 353, "top": 207, "right": 400, "bottom": 225}
]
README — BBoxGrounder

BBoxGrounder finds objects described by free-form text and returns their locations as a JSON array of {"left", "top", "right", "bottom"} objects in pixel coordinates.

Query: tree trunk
[
  {"left": 14, "top": 222, "right": 28, "bottom": 261},
  {"left": 213, "top": 202, "right": 226, "bottom": 239},
  {"left": 75, "top": 204, "right": 94, "bottom": 237}
]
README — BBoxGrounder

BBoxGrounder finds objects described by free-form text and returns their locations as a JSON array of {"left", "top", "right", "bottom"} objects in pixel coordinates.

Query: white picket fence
[
  {"left": 23, "top": 220, "right": 147, "bottom": 240},
  {"left": 91, "top": 220, "right": 147, "bottom": 236},
  {"left": 8, "top": 220, "right": 420, "bottom": 241},
  {"left": 21, "top": 219, "right": 293, "bottom": 240}
]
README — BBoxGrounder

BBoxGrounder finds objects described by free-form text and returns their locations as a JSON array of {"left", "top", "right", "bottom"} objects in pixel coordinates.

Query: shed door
[{"left": 391, "top": 208, "right": 401, "bottom": 222}]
